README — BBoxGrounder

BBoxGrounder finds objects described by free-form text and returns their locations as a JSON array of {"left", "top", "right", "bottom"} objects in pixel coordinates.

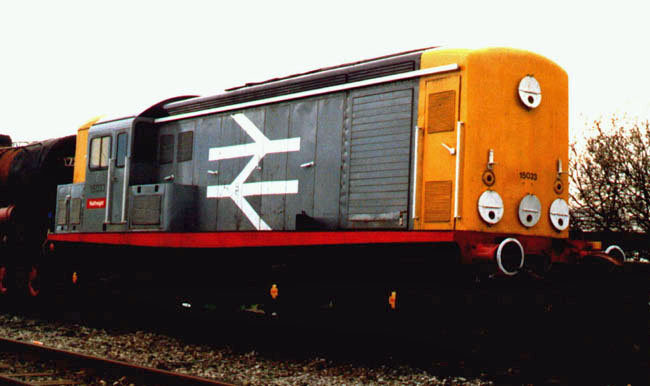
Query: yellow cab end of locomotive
[
  {"left": 416, "top": 47, "right": 569, "bottom": 239},
  {"left": 73, "top": 115, "right": 103, "bottom": 184}
]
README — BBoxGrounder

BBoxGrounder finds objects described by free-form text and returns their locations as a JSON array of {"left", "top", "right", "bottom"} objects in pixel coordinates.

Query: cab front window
[{"left": 89, "top": 136, "right": 111, "bottom": 169}]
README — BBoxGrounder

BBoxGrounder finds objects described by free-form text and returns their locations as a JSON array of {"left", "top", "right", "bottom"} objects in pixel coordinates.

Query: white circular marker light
[
  {"left": 518, "top": 75, "right": 541, "bottom": 109},
  {"left": 549, "top": 198, "right": 569, "bottom": 231},
  {"left": 518, "top": 194, "right": 541, "bottom": 227},
  {"left": 478, "top": 190, "right": 504, "bottom": 225}
]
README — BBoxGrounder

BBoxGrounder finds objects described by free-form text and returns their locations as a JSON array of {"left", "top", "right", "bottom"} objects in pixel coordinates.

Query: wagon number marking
[{"left": 519, "top": 171, "right": 538, "bottom": 181}]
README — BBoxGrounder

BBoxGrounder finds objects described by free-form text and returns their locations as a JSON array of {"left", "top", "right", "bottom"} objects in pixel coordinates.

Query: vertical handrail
[
  {"left": 454, "top": 121, "right": 463, "bottom": 219},
  {"left": 104, "top": 159, "right": 114, "bottom": 224},
  {"left": 410, "top": 125, "right": 420, "bottom": 222},
  {"left": 121, "top": 156, "right": 130, "bottom": 223}
]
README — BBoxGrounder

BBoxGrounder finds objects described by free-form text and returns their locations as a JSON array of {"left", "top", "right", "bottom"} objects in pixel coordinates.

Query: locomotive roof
[
  {"left": 162, "top": 47, "right": 437, "bottom": 117},
  {"left": 94, "top": 95, "right": 198, "bottom": 126},
  {"left": 224, "top": 46, "right": 438, "bottom": 92},
  {"left": 91, "top": 47, "right": 439, "bottom": 127}
]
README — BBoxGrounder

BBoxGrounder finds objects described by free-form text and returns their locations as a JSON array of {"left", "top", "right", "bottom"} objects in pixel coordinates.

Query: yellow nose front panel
[{"left": 417, "top": 48, "right": 568, "bottom": 239}]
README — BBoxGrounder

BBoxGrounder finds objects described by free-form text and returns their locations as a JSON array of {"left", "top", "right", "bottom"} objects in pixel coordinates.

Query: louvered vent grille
[
  {"left": 132, "top": 195, "right": 162, "bottom": 225},
  {"left": 159, "top": 135, "right": 174, "bottom": 164},
  {"left": 56, "top": 200, "right": 67, "bottom": 225},
  {"left": 177, "top": 131, "right": 193, "bottom": 162},
  {"left": 424, "top": 180, "right": 452, "bottom": 222},
  {"left": 347, "top": 88, "right": 413, "bottom": 223},
  {"left": 427, "top": 90, "right": 456, "bottom": 133},
  {"left": 347, "top": 62, "right": 414, "bottom": 82},
  {"left": 166, "top": 61, "right": 416, "bottom": 116},
  {"left": 70, "top": 198, "right": 81, "bottom": 224}
]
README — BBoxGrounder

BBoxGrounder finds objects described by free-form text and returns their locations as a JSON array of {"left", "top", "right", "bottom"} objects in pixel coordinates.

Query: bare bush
[{"left": 570, "top": 116, "right": 650, "bottom": 233}]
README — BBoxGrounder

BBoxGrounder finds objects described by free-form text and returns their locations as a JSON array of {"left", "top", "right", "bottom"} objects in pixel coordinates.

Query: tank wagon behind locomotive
[
  {"left": 0, "top": 135, "right": 76, "bottom": 246},
  {"left": 0, "top": 134, "right": 76, "bottom": 297},
  {"left": 50, "top": 47, "right": 617, "bottom": 284}
]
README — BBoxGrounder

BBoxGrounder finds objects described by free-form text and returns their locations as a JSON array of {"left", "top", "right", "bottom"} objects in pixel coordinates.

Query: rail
[{"left": 0, "top": 337, "right": 233, "bottom": 386}]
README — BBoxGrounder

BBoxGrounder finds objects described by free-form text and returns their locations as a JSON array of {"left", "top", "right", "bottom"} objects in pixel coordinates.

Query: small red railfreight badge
[{"left": 86, "top": 198, "right": 106, "bottom": 209}]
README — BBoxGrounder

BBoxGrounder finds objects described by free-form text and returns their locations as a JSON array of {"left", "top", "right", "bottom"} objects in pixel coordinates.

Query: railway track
[
  {"left": 0, "top": 290, "right": 646, "bottom": 385},
  {"left": 0, "top": 337, "right": 233, "bottom": 386},
  {"left": 0, "top": 269, "right": 645, "bottom": 385}
]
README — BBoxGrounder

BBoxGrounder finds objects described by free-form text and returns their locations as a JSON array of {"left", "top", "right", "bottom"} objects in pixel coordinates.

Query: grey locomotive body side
[{"left": 55, "top": 59, "right": 422, "bottom": 234}]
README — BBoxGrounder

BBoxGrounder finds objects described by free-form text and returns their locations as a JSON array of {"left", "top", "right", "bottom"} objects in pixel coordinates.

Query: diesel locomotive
[{"left": 1, "top": 47, "right": 629, "bottom": 313}]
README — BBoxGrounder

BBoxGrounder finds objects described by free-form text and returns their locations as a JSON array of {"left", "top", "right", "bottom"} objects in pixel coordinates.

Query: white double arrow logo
[{"left": 206, "top": 113, "right": 300, "bottom": 230}]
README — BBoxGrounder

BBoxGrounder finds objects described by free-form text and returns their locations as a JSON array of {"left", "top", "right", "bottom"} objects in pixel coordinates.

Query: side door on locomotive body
[
  {"left": 83, "top": 120, "right": 132, "bottom": 232},
  {"left": 416, "top": 73, "right": 461, "bottom": 230}
]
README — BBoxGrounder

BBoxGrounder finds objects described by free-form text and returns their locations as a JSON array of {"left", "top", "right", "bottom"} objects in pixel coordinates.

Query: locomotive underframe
[
  {"left": 41, "top": 230, "right": 581, "bottom": 311},
  {"left": 26, "top": 233, "right": 643, "bottom": 331}
]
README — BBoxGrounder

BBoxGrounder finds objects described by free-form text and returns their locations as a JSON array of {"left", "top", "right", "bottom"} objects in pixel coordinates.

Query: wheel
[
  {"left": 27, "top": 265, "right": 40, "bottom": 297},
  {"left": 0, "top": 265, "right": 8, "bottom": 295}
]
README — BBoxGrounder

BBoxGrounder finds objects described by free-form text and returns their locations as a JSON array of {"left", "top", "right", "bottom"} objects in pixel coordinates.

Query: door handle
[{"left": 441, "top": 143, "right": 456, "bottom": 155}]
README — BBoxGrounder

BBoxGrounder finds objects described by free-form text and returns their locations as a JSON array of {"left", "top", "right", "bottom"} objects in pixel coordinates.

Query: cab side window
[
  {"left": 116, "top": 133, "right": 128, "bottom": 168},
  {"left": 89, "top": 136, "right": 111, "bottom": 169}
]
